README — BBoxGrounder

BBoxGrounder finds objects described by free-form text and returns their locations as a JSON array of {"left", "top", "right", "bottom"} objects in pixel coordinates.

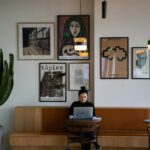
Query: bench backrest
[{"left": 15, "top": 106, "right": 149, "bottom": 135}]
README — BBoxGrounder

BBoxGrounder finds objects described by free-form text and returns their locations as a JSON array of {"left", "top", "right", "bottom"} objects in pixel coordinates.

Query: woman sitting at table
[{"left": 68, "top": 86, "right": 96, "bottom": 150}]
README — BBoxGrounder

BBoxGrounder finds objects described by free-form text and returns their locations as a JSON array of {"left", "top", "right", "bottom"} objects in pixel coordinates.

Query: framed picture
[
  {"left": 57, "top": 15, "right": 90, "bottom": 60},
  {"left": 17, "top": 22, "right": 55, "bottom": 60},
  {"left": 132, "top": 47, "right": 150, "bottom": 79},
  {"left": 100, "top": 37, "right": 129, "bottom": 79},
  {"left": 69, "top": 63, "right": 90, "bottom": 91},
  {"left": 39, "top": 63, "right": 66, "bottom": 102}
]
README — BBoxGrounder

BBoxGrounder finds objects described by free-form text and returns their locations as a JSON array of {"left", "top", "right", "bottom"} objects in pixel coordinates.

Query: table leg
[{"left": 147, "top": 127, "right": 150, "bottom": 150}]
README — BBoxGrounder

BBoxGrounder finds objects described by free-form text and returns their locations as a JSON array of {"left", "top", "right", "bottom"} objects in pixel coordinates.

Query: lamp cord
[{"left": 80, "top": 0, "right": 81, "bottom": 15}]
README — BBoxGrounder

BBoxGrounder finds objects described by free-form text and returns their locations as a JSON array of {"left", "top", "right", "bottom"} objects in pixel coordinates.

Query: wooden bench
[{"left": 9, "top": 106, "right": 150, "bottom": 149}]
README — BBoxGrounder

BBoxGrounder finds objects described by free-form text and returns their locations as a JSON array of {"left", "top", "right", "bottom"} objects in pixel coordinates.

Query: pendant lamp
[
  {"left": 148, "top": 40, "right": 150, "bottom": 49},
  {"left": 74, "top": 37, "right": 87, "bottom": 51},
  {"left": 74, "top": 0, "right": 87, "bottom": 51},
  {"left": 102, "top": 0, "right": 107, "bottom": 19}
]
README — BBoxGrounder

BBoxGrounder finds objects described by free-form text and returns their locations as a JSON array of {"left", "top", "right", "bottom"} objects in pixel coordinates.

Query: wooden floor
[{"left": 101, "top": 148, "right": 148, "bottom": 150}]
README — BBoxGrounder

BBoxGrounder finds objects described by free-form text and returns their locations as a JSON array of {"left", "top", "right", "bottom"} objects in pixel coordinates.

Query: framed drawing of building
[
  {"left": 57, "top": 15, "right": 90, "bottom": 60},
  {"left": 100, "top": 37, "right": 129, "bottom": 79},
  {"left": 17, "top": 22, "right": 55, "bottom": 60},
  {"left": 39, "top": 63, "right": 66, "bottom": 102}
]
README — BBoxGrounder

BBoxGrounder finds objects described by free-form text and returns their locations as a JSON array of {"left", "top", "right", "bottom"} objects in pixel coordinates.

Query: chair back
[
  {"left": 65, "top": 119, "right": 101, "bottom": 149},
  {"left": 66, "top": 119, "right": 100, "bottom": 135}
]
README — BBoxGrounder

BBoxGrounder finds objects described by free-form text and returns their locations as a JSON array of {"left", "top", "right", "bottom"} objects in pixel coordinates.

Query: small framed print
[
  {"left": 69, "top": 63, "right": 90, "bottom": 91},
  {"left": 57, "top": 15, "right": 90, "bottom": 60},
  {"left": 39, "top": 63, "right": 66, "bottom": 102},
  {"left": 132, "top": 47, "right": 150, "bottom": 79},
  {"left": 100, "top": 37, "right": 129, "bottom": 79},
  {"left": 17, "top": 22, "right": 55, "bottom": 60}
]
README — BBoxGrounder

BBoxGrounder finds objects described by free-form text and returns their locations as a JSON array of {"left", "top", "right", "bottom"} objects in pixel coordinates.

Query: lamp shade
[
  {"left": 102, "top": 0, "right": 107, "bottom": 19},
  {"left": 148, "top": 40, "right": 150, "bottom": 49},
  {"left": 74, "top": 37, "right": 87, "bottom": 51}
]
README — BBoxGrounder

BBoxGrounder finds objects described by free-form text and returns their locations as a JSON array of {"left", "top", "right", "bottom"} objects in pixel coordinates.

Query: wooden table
[{"left": 65, "top": 117, "right": 101, "bottom": 150}]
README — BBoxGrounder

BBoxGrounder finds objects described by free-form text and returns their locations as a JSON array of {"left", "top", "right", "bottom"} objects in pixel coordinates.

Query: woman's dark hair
[{"left": 78, "top": 86, "right": 88, "bottom": 96}]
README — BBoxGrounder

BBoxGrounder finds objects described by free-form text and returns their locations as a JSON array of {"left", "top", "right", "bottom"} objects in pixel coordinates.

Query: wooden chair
[
  {"left": 0, "top": 125, "right": 3, "bottom": 150},
  {"left": 65, "top": 119, "right": 100, "bottom": 150}
]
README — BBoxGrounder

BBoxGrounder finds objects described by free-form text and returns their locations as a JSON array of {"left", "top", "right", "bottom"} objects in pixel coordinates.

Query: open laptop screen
[{"left": 73, "top": 107, "right": 93, "bottom": 119}]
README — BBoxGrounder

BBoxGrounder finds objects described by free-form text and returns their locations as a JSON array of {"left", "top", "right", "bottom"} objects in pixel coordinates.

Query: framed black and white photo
[
  {"left": 69, "top": 63, "right": 90, "bottom": 91},
  {"left": 132, "top": 47, "right": 150, "bottom": 79},
  {"left": 39, "top": 63, "right": 66, "bottom": 102},
  {"left": 17, "top": 22, "right": 55, "bottom": 60}
]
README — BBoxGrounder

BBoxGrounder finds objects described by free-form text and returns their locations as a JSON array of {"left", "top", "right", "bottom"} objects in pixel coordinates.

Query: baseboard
[{"left": 99, "top": 135, "right": 148, "bottom": 148}]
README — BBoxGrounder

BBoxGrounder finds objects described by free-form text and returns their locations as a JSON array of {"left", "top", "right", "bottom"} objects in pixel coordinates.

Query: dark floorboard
[{"left": 101, "top": 147, "right": 148, "bottom": 150}]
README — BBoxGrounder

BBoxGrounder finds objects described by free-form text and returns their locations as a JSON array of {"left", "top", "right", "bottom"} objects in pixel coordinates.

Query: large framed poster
[
  {"left": 132, "top": 47, "right": 150, "bottom": 79},
  {"left": 57, "top": 15, "right": 90, "bottom": 60},
  {"left": 100, "top": 37, "right": 129, "bottom": 79},
  {"left": 39, "top": 63, "right": 66, "bottom": 102}
]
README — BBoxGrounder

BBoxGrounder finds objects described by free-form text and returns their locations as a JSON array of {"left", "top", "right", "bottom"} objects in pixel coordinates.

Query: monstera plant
[{"left": 0, "top": 49, "right": 14, "bottom": 106}]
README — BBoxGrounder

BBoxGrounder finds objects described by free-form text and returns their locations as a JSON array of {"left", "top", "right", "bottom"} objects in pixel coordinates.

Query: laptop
[{"left": 73, "top": 107, "right": 93, "bottom": 120}]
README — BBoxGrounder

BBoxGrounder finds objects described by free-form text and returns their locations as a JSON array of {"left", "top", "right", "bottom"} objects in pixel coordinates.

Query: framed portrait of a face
[
  {"left": 100, "top": 37, "right": 129, "bottom": 79},
  {"left": 17, "top": 22, "right": 55, "bottom": 60},
  {"left": 57, "top": 15, "right": 90, "bottom": 60},
  {"left": 39, "top": 63, "right": 66, "bottom": 102},
  {"left": 132, "top": 47, "right": 150, "bottom": 79}
]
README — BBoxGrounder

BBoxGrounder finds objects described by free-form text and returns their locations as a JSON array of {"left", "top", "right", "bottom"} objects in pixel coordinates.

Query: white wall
[
  {"left": 94, "top": 0, "right": 150, "bottom": 107},
  {"left": 0, "top": 0, "right": 93, "bottom": 149}
]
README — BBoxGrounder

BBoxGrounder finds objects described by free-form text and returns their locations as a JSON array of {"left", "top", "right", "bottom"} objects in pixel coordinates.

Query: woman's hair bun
[
  {"left": 80, "top": 86, "right": 86, "bottom": 91},
  {"left": 79, "top": 86, "right": 88, "bottom": 95}
]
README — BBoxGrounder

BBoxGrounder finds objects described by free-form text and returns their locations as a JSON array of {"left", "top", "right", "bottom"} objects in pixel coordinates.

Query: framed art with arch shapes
[
  {"left": 100, "top": 37, "right": 129, "bottom": 79},
  {"left": 57, "top": 15, "right": 90, "bottom": 60}
]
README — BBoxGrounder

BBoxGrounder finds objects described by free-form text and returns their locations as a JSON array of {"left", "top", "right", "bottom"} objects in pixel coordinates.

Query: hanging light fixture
[
  {"left": 102, "top": 0, "right": 107, "bottom": 19},
  {"left": 74, "top": 0, "right": 87, "bottom": 51},
  {"left": 74, "top": 37, "right": 87, "bottom": 51},
  {"left": 147, "top": 40, "right": 150, "bottom": 49}
]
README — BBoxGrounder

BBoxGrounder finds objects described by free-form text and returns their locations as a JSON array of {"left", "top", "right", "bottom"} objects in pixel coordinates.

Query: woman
[
  {"left": 68, "top": 86, "right": 95, "bottom": 116},
  {"left": 68, "top": 86, "right": 96, "bottom": 150}
]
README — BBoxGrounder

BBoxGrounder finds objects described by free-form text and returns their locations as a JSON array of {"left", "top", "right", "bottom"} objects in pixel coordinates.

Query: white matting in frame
[
  {"left": 17, "top": 22, "right": 55, "bottom": 60},
  {"left": 69, "top": 63, "right": 90, "bottom": 91},
  {"left": 132, "top": 47, "right": 150, "bottom": 79}
]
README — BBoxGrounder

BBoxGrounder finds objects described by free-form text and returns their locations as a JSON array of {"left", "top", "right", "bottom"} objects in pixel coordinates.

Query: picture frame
[
  {"left": 132, "top": 47, "right": 150, "bottom": 79},
  {"left": 69, "top": 63, "right": 90, "bottom": 91},
  {"left": 57, "top": 15, "right": 90, "bottom": 60},
  {"left": 17, "top": 22, "right": 55, "bottom": 60},
  {"left": 39, "top": 63, "right": 66, "bottom": 102},
  {"left": 100, "top": 37, "right": 129, "bottom": 79}
]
